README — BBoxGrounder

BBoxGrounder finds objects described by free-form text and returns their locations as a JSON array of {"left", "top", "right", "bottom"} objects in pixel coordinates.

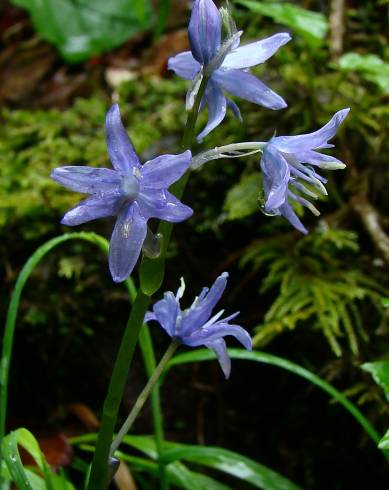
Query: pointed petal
[
  {"left": 279, "top": 201, "right": 308, "bottom": 234},
  {"left": 152, "top": 292, "right": 180, "bottom": 337},
  {"left": 260, "top": 145, "right": 290, "bottom": 211},
  {"left": 141, "top": 151, "right": 192, "bottom": 189},
  {"left": 223, "top": 33, "right": 291, "bottom": 69},
  {"left": 51, "top": 166, "right": 119, "bottom": 194},
  {"left": 206, "top": 339, "right": 231, "bottom": 378},
  {"left": 168, "top": 51, "right": 201, "bottom": 80},
  {"left": 106, "top": 104, "right": 141, "bottom": 173},
  {"left": 213, "top": 69, "right": 287, "bottom": 110},
  {"left": 227, "top": 98, "right": 242, "bottom": 121},
  {"left": 180, "top": 272, "right": 229, "bottom": 336},
  {"left": 273, "top": 108, "right": 350, "bottom": 152},
  {"left": 296, "top": 150, "right": 345, "bottom": 169},
  {"left": 61, "top": 194, "right": 121, "bottom": 226},
  {"left": 137, "top": 189, "right": 193, "bottom": 223},
  {"left": 109, "top": 202, "right": 147, "bottom": 282},
  {"left": 197, "top": 82, "right": 227, "bottom": 141},
  {"left": 188, "top": 0, "right": 221, "bottom": 64},
  {"left": 183, "top": 323, "right": 252, "bottom": 350}
]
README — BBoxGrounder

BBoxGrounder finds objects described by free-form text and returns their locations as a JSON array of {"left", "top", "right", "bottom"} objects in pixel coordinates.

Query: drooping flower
[
  {"left": 168, "top": 0, "right": 291, "bottom": 141},
  {"left": 260, "top": 108, "right": 350, "bottom": 234},
  {"left": 51, "top": 104, "right": 193, "bottom": 282},
  {"left": 145, "top": 272, "right": 252, "bottom": 378}
]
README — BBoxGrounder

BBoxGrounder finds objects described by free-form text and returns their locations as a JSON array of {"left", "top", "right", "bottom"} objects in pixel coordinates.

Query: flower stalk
[{"left": 110, "top": 340, "right": 179, "bottom": 457}]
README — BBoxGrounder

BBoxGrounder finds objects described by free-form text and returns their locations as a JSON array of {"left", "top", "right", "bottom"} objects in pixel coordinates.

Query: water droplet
[{"left": 257, "top": 190, "right": 279, "bottom": 217}]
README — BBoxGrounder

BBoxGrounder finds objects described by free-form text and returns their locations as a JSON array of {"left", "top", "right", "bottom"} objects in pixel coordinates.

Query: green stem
[
  {"left": 110, "top": 341, "right": 179, "bottom": 456},
  {"left": 139, "top": 327, "right": 169, "bottom": 490},
  {"left": 87, "top": 72, "right": 209, "bottom": 489},
  {"left": 87, "top": 290, "right": 151, "bottom": 490}
]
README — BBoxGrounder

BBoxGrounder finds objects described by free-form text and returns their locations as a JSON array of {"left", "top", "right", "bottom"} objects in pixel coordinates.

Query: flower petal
[
  {"left": 188, "top": 0, "right": 221, "bottom": 64},
  {"left": 137, "top": 189, "right": 193, "bottom": 223},
  {"left": 296, "top": 150, "right": 345, "bottom": 169},
  {"left": 51, "top": 166, "right": 119, "bottom": 194},
  {"left": 106, "top": 104, "right": 141, "bottom": 173},
  {"left": 168, "top": 51, "right": 201, "bottom": 80},
  {"left": 61, "top": 194, "right": 122, "bottom": 226},
  {"left": 206, "top": 339, "right": 231, "bottom": 379},
  {"left": 279, "top": 201, "right": 308, "bottom": 234},
  {"left": 227, "top": 98, "right": 242, "bottom": 121},
  {"left": 180, "top": 272, "right": 229, "bottom": 336},
  {"left": 183, "top": 322, "right": 252, "bottom": 350},
  {"left": 151, "top": 292, "right": 180, "bottom": 337},
  {"left": 272, "top": 108, "right": 350, "bottom": 152},
  {"left": 141, "top": 151, "right": 192, "bottom": 189},
  {"left": 260, "top": 145, "right": 290, "bottom": 211},
  {"left": 197, "top": 82, "right": 227, "bottom": 141},
  {"left": 213, "top": 69, "right": 287, "bottom": 110},
  {"left": 109, "top": 202, "right": 147, "bottom": 282},
  {"left": 222, "top": 32, "right": 291, "bottom": 69}
]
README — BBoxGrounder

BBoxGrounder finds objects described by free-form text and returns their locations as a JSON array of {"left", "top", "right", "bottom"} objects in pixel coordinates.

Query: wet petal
[
  {"left": 151, "top": 292, "right": 180, "bottom": 337},
  {"left": 183, "top": 322, "right": 252, "bottom": 350},
  {"left": 223, "top": 33, "right": 291, "bottom": 69},
  {"left": 206, "top": 339, "right": 231, "bottom": 378},
  {"left": 197, "top": 82, "right": 227, "bottom": 141},
  {"left": 213, "top": 69, "right": 287, "bottom": 110},
  {"left": 141, "top": 151, "right": 192, "bottom": 189},
  {"left": 106, "top": 104, "right": 141, "bottom": 173},
  {"left": 168, "top": 51, "right": 201, "bottom": 80},
  {"left": 51, "top": 166, "right": 119, "bottom": 194},
  {"left": 109, "top": 202, "right": 147, "bottom": 282},
  {"left": 61, "top": 194, "right": 121, "bottom": 226},
  {"left": 188, "top": 0, "right": 221, "bottom": 64},
  {"left": 180, "top": 272, "right": 229, "bottom": 336},
  {"left": 137, "top": 189, "right": 193, "bottom": 222},
  {"left": 260, "top": 145, "right": 290, "bottom": 211},
  {"left": 272, "top": 108, "right": 350, "bottom": 152},
  {"left": 279, "top": 201, "right": 308, "bottom": 234}
]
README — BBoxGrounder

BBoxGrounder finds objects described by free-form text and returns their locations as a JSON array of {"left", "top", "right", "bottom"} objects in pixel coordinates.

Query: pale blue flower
[
  {"left": 168, "top": 0, "right": 291, "bottom": 140},
  {"left": 52, "top": 104, "right": 193, "bottom": 282},
  {"left": 145, "top": 272, "right": 252, "bottom": 379},
  {"left": 260, "top": 109, "right": 350, "bottom": 233}
]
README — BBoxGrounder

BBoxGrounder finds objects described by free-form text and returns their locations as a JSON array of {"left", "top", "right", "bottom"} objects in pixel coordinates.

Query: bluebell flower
[
  {"left": 260, "top": 108, "right": 350, "bottom": 234},
  {"left": 51, "top": 104, "right": 193, "bottom": 283},
  {"left": 168, "top": 0, "right": 291, "bottom": 141},
  {"left": 145, "top": 272, "right": 252, "bottom": 378}
]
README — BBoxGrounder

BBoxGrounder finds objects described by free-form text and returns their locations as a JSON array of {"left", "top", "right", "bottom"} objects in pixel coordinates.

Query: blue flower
[
  {"left": 145, "top": 272, "right": 252, "bottom": 378},
  {"left": 260, "top": 108, "right": 350, "bottom": 233},
  {"left": 51, "top": 104, "right": 193, "bottom": 283},
  {"left": 168, "top": 0, "right": 291, "bottom": 141}
]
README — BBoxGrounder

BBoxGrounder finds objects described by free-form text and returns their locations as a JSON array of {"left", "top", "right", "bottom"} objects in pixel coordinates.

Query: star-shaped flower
[
  {"left": 51, "top": 104, "right": 193, "bottom": 282},
  {"left": 168, "top": 0, "right": 291, "bottom": 140},
  {"left": 145, "top": 272, "right": 252, "bottom": 378},
  {"left": 260, "top": 108, "right": 350, "bottom": 233}
]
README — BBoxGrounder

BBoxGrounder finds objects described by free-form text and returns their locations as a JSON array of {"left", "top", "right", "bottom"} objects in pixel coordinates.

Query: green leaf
[
  {"left": 362, "top": 361, "right": 389, "bottom": 401},
  {"left": 10, "top": 0, "right": 153, "bottom": 62},
  {"left": 167, "top": 348, "right": 387, "bottom": 461},
  {"left": 338, "top": 53, "right": 389, "bottom": 94},
  {"left": 72, "top": 440, "right": 232, "bottom": 490},
  {"left": 161, "top": 445, "right": 301, "bottom": 490},
  {"left": 379, "top": 429, "right": 389, "bottom": 450},
  {"left": 237, "top": 1, "right": 327, "bottom": 47},
  {"left": 223, "top": 172, "right": 262, "bottom": 220}
]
